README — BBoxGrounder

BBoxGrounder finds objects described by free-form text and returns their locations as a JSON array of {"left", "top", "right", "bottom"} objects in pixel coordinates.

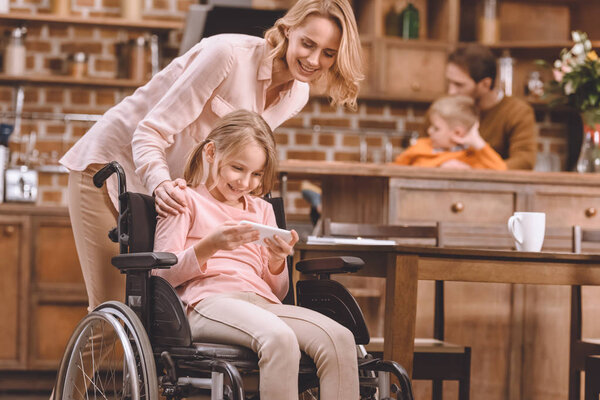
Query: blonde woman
[{"left": 59, "top": 0, "right": 363, "bottom": 313}]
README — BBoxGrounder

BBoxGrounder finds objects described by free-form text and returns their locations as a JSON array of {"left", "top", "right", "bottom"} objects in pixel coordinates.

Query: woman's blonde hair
[
  {"left": 428, "top": 95, "right": 479, "bottom": 130},
  {"left": 264, "top": 0, "right": 364, "bottom": 110},
  {"left": 184, "top": 110, "right": 278, "bottom": 197}
]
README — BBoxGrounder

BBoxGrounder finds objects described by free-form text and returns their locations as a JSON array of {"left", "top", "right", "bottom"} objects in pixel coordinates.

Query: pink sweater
[
  {"left": 60, "top": 34, "right": 308, "bottom": 207},
  {"left": 152, "top": 184, "right": 289, "bottom": 308}
]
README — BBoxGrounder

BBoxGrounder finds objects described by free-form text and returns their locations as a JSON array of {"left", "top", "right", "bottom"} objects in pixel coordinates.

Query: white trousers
[
  {"left": 189, "top": 291, "right": 360, "bottom": 400},
  {"left": 67, "top": 166, "right": 123, "bottom": 312}
]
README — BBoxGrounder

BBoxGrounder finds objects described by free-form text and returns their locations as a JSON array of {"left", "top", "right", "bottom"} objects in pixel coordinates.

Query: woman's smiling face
[{"left": 285, "top": 14, "right": 342, "bottom": 83}]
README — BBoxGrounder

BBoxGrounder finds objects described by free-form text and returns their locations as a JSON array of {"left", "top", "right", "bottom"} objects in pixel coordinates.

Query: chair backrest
[
  {"left": 570, "top": 226, "right": 600, "bottom": 355},
  {"left": 572, "top": 225, "right": 600, "bottom": 253},
  {"left": 323, "top": 218, "right": 446, "bottom": 340}
]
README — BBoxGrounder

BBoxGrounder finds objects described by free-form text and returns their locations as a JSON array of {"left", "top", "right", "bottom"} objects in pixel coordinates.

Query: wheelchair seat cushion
[{"left": 164, "top": 342, "right": 316, "bottom": 373}]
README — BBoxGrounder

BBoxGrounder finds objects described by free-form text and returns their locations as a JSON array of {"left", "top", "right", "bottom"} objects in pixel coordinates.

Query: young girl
[
  {"left": 60, "top": 0, "right": 363, "bottom": 314},
  {"left": 152, "top": 109, "right": 360, "bottom": 400}
]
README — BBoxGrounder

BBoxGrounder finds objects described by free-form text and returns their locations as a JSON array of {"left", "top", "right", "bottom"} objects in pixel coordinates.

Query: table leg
[{"left": 384, "top": 253, "right": 418, "bottom": 376}]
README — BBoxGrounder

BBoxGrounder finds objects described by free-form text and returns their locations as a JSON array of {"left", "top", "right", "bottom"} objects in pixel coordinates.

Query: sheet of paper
[{"left": 306, "top": 236, "right": 396, "bottom": 246}]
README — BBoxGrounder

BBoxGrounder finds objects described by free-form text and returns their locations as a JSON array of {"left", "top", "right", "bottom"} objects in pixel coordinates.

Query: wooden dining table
[{"left": 293, "top": 243, "right": 600, "bottom": 380}]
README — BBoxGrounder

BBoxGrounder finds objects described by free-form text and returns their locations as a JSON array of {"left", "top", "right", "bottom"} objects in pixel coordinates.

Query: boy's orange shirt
[{"left": 394, "top": 138, "right": 507, "bottom": 170}]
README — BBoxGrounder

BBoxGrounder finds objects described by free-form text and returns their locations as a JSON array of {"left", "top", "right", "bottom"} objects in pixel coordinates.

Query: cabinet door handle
[
  {"left": 410, "top": 82, "right": 421, "bottom": 92},
  {"left": 3, "top": 225, "right": 15, "bottom": 237},
  {"left": 451, "top": 202, "right": 464, "bottom": 213},
  {"left": 585, "top": 207, "right": 597, "bottom": 218}
]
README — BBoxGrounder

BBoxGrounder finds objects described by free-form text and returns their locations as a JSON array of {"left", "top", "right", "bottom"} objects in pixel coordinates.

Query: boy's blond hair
[
  {"left": 428, "top": 95, "right": 479, "bottom": 130},
  {"left": 264, "top": 0, "right": 363, "bottom": 110},
  {"left": 184, "top": 110, "right": 277, "bottom": 197}
]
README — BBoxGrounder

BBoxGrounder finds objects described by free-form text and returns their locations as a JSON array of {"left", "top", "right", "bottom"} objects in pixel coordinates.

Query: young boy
[{"left": 394, "top": 95, "right": 507, "bottom": 170}]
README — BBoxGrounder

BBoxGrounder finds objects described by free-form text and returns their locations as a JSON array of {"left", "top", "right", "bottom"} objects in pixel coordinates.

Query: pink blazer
[{"left": 60, "top": 34, "right": 309, "bottom": 204}]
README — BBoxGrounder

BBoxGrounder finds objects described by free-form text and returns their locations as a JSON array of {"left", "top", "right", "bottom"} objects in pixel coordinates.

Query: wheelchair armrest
[
  {"left": 111, "top": 252, "right": 177, "bottom": 271},
  {"left": 295, "top": 256, "right": 364, "bottom": 275}
]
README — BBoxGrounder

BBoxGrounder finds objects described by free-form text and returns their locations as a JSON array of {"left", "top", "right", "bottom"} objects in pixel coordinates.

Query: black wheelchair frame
[{"left": 53, "top": 161, "right": 414, "bottom": 400}]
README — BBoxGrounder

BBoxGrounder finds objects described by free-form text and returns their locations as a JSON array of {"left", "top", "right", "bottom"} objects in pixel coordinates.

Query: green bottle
[{"left": 400, "top": 2, "right": 419, "bottom": 40}]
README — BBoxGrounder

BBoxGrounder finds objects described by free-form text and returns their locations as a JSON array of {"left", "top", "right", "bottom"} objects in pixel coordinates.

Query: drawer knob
[
  {"left": 586, "top": 207, "right": 597, "bottom": 218},
  {"left": 451, "top": 202, "right": 464, "bottom": 213},
  {"left": 411, "top": 82, "right": 421, "bottom": 92},
  {"left": 3, "top": 225, "right": 15, "bottom": 237}
]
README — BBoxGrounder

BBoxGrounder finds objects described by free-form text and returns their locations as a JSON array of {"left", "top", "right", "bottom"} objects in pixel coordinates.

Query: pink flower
[{"left": 553, "top": 69, "right": 564, "bottom": 82}]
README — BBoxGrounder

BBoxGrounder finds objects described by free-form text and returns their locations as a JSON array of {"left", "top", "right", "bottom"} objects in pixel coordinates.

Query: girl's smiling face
[
  {"left": 208, "top": 142, "right": 267, "bottom": 208},
  {"left": 285, "top": 14, "right": 342, "bottom": 83}
]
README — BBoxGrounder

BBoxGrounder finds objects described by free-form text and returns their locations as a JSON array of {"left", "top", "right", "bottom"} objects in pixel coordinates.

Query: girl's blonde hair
[
  {"left": 184, "top": 110, "right": 278, "bottom": 197},
  {"left": 264, "top": 0, "right": 363, "bottom": 110},
  {"left": 428, "top": 95, "right": 479, "bottom": 130}
]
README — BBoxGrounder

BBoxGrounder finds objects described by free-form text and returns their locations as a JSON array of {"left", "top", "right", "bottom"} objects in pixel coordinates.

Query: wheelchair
[{"left": 53, "top": 161, "right": 414, "bottom": 400}]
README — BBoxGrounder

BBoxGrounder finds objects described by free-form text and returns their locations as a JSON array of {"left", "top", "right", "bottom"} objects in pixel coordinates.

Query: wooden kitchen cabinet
[
  {"left": 0, "top": 205, "right": 86, "bottom": 391},
  {"left": 0, "top": 215, "right": 28, "bottom": 369},
  {"left": 370, "top": 39, "right": 448, "bottom": 101}
]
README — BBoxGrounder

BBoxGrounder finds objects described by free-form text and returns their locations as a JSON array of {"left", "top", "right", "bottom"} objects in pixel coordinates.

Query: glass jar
[
  {"left": 51, "top": 0, "right": 70, "bottom": 16},
  {"left": 576, "top": 109, "right": 600, "bottom": 173},
  {"left": 478, "top": 0, "right": 499, "bottom": 44},
  {"left": 4, "top": 27, "right": 27, "bottom": 76},
  {"left": 497, "top": 50, "right": 514, "bottom": 96},
  {"left": 121, "top": 0, "right": 142, "bottom": 20},
  {"left": 129, "top": 36, "right": 147, "bottom": 81},
  {"left": 67, "top": 52, "right": 87, "bottom": 79}
]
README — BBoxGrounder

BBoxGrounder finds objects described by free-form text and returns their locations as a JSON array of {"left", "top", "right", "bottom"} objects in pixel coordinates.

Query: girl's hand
[
  {"left": 265, "top": 229, "right": 299, "bottom": 274},
  {"left": 154, "top": 179, "right": 187, "bottom": 217},
  {"left": 204, "top": 222, "right": 261, "bottom": 253}
]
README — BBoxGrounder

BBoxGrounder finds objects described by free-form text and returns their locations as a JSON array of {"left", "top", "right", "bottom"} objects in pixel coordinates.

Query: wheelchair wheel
[
  {"left": 299, "top": 387, "right": 319, "bottom": 399},
  {"left": 54, "top": 302, "right": 158, "bottom": 400}
]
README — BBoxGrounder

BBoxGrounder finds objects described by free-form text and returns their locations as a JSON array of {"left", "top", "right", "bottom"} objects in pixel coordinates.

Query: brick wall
[{"left": 0, "top": 0, "right": 572, "bottom": 216}]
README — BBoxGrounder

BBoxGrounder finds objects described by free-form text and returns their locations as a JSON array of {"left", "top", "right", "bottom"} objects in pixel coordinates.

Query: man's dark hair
[{"left": 448, "top": 44, "right": 497, "bottom": 87}]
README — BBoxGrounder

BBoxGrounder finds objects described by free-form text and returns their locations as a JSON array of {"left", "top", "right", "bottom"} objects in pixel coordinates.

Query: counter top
[
  {"left": 278, "top": 160, "right": 600, "bottom": 186},
  {"left": 0, "top": 203, "right": 67, "bottom": 215}
]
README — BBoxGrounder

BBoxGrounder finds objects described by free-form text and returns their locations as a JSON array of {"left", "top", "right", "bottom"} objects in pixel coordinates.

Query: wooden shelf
[
  {"left": 0, "top": 73, "right": 145, "bottom": 88},
  {"left": 0, "top": 12, "right": 183, "bottom": 31}
]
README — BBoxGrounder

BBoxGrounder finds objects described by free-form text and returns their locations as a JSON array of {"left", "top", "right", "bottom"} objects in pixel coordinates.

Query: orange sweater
[{"left": 394, "top": 138, "right": 507, "bottom": 170}]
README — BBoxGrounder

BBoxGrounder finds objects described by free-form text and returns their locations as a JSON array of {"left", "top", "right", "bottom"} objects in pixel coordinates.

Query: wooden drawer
[
  {"left": 533, "top": 193, "right": 600, "bottom": 228},
  {"left": 30, "top": 303, "right": 87, "bottom": 369},
  {"left": 34, "top": 216, "right": 83, "bottom": 286},
  {"left": 391, "top": 188, "right": 515, "bottom": 224}
]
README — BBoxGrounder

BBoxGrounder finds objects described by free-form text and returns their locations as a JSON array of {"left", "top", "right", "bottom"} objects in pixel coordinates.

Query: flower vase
[{"left": 576, "top": 109, "right": 600, "bottom": 173}]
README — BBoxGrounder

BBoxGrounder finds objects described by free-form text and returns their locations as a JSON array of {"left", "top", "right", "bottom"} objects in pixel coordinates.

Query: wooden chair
[
  {"left": 323, "top": 219, "right": 471, "bottom": 400},
  {"left": 569, "top": 226, "right": 600, "bottom": 400},
  {"left": 585, "top": 355, "right": 600, "bottom": 400}
]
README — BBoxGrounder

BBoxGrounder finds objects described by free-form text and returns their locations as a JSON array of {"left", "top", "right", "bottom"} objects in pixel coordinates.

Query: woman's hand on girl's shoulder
[
  {"left": 154, "top": 179, "right": 188, "bottom": 217},
  {"left": 265, "top": 229, "right": 299, "bottom": 274}
]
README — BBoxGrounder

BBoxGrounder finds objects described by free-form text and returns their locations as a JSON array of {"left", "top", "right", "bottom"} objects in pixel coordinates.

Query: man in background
[{"left": 445, "top": 44, "right": 538, "bottom": 170}]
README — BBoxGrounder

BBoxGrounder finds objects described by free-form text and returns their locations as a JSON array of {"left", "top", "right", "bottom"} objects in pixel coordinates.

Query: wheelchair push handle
[{"left": 93, "top": 161, "right": 127, "bottom": 195}]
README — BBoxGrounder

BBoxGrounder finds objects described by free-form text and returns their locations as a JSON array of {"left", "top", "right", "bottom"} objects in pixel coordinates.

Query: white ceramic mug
[{"left": 507, "top": 212, "right": 546, "bottom": 252}]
